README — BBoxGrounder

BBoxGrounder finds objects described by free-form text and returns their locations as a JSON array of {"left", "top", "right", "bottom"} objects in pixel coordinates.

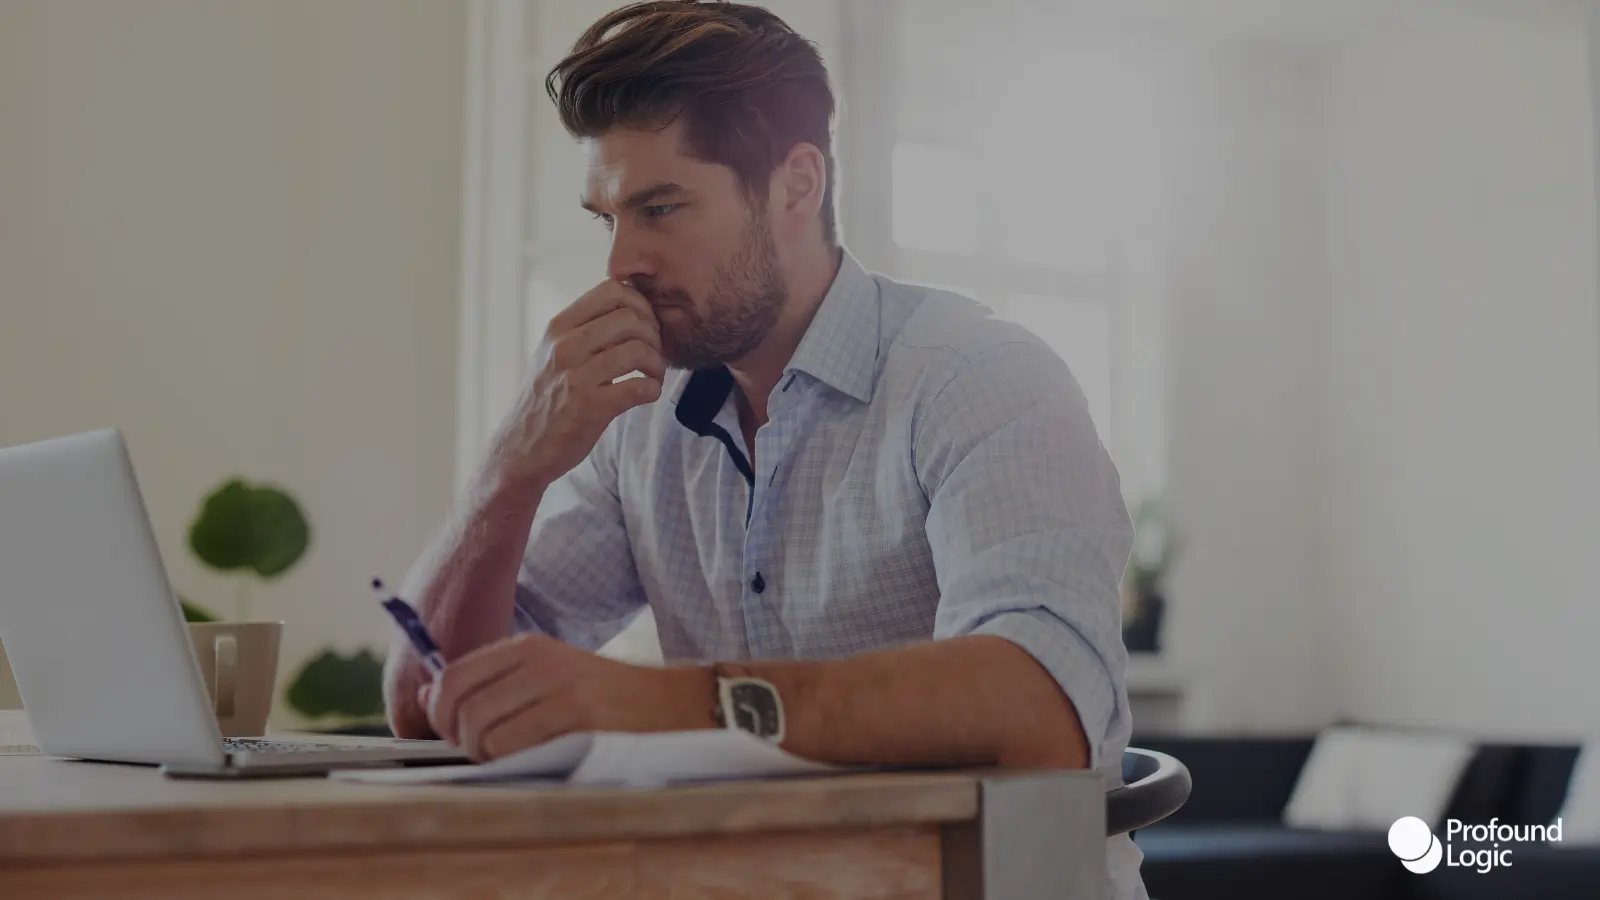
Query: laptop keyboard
[{"left": 223, "top": 738, "right": 378, "bottom": 754}]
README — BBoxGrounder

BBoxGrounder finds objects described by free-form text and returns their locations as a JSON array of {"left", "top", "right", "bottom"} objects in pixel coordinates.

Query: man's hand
[
  {"left": 489, "top": 280, "right": 665, "bottom": 490},
  {"left": 420, "top": 633, "right": 715, "bottom": 762},
  {"left": 385, "top": 281, "right": 664, "bottom": 740}
]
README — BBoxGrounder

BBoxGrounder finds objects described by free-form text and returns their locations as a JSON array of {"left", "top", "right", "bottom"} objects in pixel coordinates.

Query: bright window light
[
  {"left": 892, "top": 143, "right": 981, "bottom": 255},
  {"left": 1002, "top": 295, "right": 1112, "bottom": 439},
  {"left": 1001, "top": 202, "right": 1114, "bottom": 272}
]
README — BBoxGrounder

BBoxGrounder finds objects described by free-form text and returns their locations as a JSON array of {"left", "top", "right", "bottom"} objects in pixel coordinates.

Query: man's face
[{"left": 582, "top": 120, "right": 786, "bottom": 371}]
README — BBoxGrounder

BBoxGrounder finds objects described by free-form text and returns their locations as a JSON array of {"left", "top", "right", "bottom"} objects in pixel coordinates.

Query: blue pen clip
[{"left": 373, "top": 577, "right": 446, "bottom": 677}]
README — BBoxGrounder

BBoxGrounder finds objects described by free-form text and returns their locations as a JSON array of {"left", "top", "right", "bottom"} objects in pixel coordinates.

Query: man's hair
[{"left": 546, "top": 1, "right": 838, "bottom": 243}]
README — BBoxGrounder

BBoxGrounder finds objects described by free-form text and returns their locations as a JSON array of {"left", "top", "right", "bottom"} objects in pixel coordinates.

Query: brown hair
[{"left": 546, "top": 1, "right": 838, "bottom": 243}]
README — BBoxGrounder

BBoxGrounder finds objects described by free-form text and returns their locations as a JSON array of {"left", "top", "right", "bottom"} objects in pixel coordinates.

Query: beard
[{"left": 631, "top": 213, "right": 786, "bottom": 372}]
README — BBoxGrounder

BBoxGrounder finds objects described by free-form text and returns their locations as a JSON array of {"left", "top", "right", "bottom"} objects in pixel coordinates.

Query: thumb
[{"left": 417, "top": 682, "right": 433, "bottom": 709}]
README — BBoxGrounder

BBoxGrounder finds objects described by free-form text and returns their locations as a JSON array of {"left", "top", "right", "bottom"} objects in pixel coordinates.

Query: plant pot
[{"left": 1122, "top": 591, "right": 1166, "bottom": 654}]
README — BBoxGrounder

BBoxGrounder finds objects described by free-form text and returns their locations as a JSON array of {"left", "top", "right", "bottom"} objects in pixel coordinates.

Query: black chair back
[{"left": 1109, "top": 747, "right": 1191, "bottom": 835}]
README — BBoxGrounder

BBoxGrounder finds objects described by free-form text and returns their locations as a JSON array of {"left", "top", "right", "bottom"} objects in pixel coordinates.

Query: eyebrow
[{"left": 580, "top": 181, "right": 686, "bottom": 214}]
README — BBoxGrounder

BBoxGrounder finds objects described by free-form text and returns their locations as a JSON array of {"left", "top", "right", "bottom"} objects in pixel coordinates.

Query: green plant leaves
[
  {"left": 188, "top": 479, "right": 310, "bottom": 578},
  {"left": 285, "top": 648, "right": 386, "bottom": 721},
  {"left": 1128, "top": 496, "right": 1182, "bottom": 596}
]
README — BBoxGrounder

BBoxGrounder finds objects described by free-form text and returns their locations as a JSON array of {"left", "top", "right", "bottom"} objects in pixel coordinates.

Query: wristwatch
[{"left": 711, "top": 663, "right": 785, "bottom": 744}]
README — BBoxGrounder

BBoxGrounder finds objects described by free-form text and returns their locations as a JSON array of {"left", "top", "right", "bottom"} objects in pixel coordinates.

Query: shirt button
[{"left": 751, "top": 572, "right": 766, "bottom": 594}]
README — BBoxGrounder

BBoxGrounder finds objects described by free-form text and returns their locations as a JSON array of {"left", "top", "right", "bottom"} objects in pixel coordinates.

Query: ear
[{"left": 772, "top": 142, "right": 827, "bottom": 239}]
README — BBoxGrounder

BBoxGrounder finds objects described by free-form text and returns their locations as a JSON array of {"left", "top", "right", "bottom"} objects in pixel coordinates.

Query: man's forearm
[
  {"left": 382, "top": 473, "right": 548, "bottom": 738},
  {"left": 729, "top": 635, "right": 1092, "bottom": 770}
]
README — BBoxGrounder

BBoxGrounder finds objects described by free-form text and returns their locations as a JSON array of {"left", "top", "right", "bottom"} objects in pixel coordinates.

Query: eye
[
  {"left": 591, "top": 211, "right": 614, "bottom": 230},
  {"left": 642, "top": 203, "right": 679, "bottom": 219}
]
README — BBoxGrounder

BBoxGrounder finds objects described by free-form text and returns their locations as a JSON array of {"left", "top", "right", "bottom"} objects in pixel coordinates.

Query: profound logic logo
[{"left": 1388, "top": 815, "right": 1563, "bottom": 874}]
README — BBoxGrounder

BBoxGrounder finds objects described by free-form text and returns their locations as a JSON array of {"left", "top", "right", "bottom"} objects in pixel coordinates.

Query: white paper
[
  {"left": 329, "top": 729, "right": 834, "bottom": 787},
  {"left": 0, "top": 711, "right": 39, "bottom": 756}
]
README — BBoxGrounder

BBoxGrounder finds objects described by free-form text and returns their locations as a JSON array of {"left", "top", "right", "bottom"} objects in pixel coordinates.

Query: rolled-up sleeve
[
  {"left": 511, "top": 417, "right": 648, "bottom": 651},
  {"left": 914, "top": 338, "right": 1134, "bottom": 768}
]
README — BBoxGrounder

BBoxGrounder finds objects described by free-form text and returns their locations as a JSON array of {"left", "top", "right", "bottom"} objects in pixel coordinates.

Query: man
[{"left": 384, "top": 1, "right": 1142, "bottom": 895}]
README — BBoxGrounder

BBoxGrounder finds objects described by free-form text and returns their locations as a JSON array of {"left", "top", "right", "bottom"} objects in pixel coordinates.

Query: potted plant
[
  {"left": 181, "top": 478, "right": 384, "bottom": 727},
  {"left": 1122, "top": 496, "right": 1182, "bottom": 654},
  {"left": 180, "top": 478, "right": 311, "bottom": 622}
]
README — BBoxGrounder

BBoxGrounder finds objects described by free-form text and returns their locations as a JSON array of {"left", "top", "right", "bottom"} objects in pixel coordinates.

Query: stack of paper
[{"left": 329, "top": 729, "right": 835, "bottom": 788}]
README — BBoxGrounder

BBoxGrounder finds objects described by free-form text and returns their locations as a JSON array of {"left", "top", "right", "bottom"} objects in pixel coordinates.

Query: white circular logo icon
[{"left": 1389, "top": 816, "right": 1443, "bottom": 874}]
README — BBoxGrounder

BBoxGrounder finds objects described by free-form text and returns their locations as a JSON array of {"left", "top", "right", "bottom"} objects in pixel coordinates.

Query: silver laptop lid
[{"left": 0, "top": 428, "right": 225, "bottom": 767}]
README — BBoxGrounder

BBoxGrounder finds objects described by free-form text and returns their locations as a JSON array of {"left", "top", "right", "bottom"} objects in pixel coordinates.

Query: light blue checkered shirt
[{"left": 514, "top": 250, "right": 1144, "bottom": 898}]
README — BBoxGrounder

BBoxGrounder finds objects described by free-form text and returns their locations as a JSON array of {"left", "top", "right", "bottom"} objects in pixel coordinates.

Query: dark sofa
[{"left": 1131, "top": 735, "right": 1600, "bottom": 900}]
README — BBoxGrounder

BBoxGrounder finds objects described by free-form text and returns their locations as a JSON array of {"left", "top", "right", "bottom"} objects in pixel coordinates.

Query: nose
[{"left": 606, "top": 222, "right": 655, "bottom": 288}]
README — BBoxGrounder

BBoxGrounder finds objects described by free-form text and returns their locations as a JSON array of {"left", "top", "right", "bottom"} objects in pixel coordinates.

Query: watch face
[{"left": 727, "top": 681, "right": 781, "bottom": 738}]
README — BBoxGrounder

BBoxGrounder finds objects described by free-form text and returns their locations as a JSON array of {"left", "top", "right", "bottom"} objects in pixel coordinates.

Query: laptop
[{"left": 0, "top": 428, "right": 465, "bottom": 777}]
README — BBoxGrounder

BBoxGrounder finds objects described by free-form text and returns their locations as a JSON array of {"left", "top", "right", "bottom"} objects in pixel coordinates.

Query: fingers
[
  {"left": 598, "top": 374, "right": 664, "bottom": 416},
  {"left": 421, "top": 633, "right": 580, "bottom": 761},
  {"left": 424, "top": 641, "right": 528, "bottom": 745},
  {"left": 577, "top": 338, "right": 666, "bottom": 387},
  {"left": 475, "top": 694, "right": 583, "bottom": 761},
  {"left": 455, "top": 678, "right": 553, "bottom": 762},
  {"left": 547, "top": 280, "right": 655, "bottom": 338},
  {"left": 546, "top": 282, "right": 625, "bottom": 335},
  {"left": 610, "top": 281, "right": 656, "bottom": 325},
  {"left": 555, "top": 306, "right": 661, "bottom": 371}
]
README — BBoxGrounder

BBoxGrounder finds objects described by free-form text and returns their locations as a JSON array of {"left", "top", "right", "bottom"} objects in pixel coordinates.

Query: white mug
[{"left": 187, "top": 621, "right": 283, "bottom": 737}]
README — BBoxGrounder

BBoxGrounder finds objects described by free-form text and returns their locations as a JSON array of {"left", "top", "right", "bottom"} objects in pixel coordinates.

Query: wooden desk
[{"left": 0, "top": 743, "right": 1109, "bottom": 899}]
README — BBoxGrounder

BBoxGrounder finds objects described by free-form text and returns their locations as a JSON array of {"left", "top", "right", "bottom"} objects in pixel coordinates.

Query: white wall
[
  {"left": 0, "top": 0, "right": 466, "bottom": 723},
  {"left": 1155, "top": 45, "right": 1335, "bottom": 733},
  {"left": 1078, "top": 3, "right": 1600, "bottom": 740},
  {"left": 1321, "top": 5, "right": 1600, "bottom": 739}
]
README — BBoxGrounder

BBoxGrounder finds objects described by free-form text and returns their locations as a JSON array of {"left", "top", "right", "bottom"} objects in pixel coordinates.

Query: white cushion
[
  {"left": 1553, "top": 744, "right": 1600, "bottom": 845},
  {"left": 1284, "top": 726, "right": 1475, "bottom": 831}
]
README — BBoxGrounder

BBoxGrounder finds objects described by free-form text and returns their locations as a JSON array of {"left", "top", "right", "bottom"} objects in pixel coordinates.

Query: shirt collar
[
  {"left": 784, "top": 249, "right": 880, "bottom": 404},
  {"left": 673, "top": 249, "right": 880, "bottom": 434}
]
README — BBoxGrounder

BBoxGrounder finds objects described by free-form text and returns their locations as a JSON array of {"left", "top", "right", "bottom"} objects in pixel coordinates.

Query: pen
[{"left": 372, "top": 577, "right": 447, "bottom": 677}]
